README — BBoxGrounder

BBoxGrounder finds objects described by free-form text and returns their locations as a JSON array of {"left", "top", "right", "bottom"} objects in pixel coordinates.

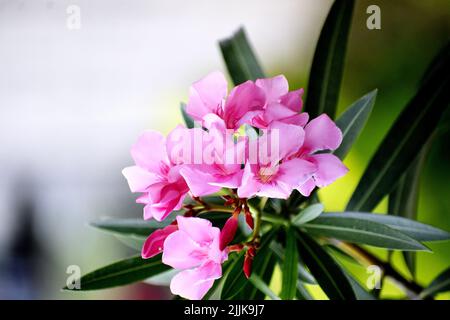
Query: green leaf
[
  {"left": 420, "top": 266, "right": 450, "bottom": 298},
  {"left": 305, "top": 0, "right": 355, "bottom": 118},
  {"left": 334, "top": 89, "right": 377, "bottom": 159},
  {"left": 219, "top": 27, "right": 265, "bottom": 85},
  {"left": 180, "top": 102, "right": 195, "bottom": 128},
  {"left": 346, "top": 45, "right": 450, "bottom": 212},
  {"left": 388, "top": 138, "right": 433, "bottom": 277},
  {"left": 281, "top": 227, "right": 299, "bottom": 300},
  {"left": 269, "top": 242, "right": 316, "bottom": 285},
  {"left": 323, "top": 212, "right": 450, "bottom": 242},
  {"left": 248, "top": 274, "right": 281, "bottom": 300},
  {"left": 291, "top": 203, "right": 324, "bottom": 226},
  {"left": 296, "top": 281, "right": 314, "bottom": 300},
  {"left": 301, "top": 214, "right": 429, "bottom": 251},
  {"left": 220, "top": 228, "right": 277, "bottom": 299},
  {"left": 90, "top": 217, "right": 175, "bottom": 237},
  {"left": 90, "top": 211, "right": 229, "bottom": 238},
  {"left": 339, "top": 266, "right": 375, "bottom": 300},
  {"left": 63, "top": 255, "right": 170, "bottom": 291},
  {"left": 244, "top": 248, "right": 277, "bottom": 300},
  {"left": 296, "top": 231, "right": 356, "bottom": 300}
]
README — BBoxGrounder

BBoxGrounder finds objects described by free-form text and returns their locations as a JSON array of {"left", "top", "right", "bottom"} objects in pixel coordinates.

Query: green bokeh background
[{"left": 266, "top": 0, "right": 450, "bottom": 299}]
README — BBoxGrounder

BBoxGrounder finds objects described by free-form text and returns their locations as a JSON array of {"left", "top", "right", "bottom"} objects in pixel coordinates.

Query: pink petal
[
  {"left": 280, "top": 112, "right": 309, "bottom": 127},
  {"left": 297, "top": 178, "right": 316, "bottom": 197},
  {"left": 186, "top": 71, "right": 228, "bottom": 121},
  {"left": 141, "top": 225, "right": 178, "bottom": 259},
  {"left": 255, "top": 75, "right": 289, "bottom": 104},
  {"left": 266, "top": 121, "right": 305, "bottom": 161},
  {"left": 303, "top": 114, "right": 343, "bottom": 153},
  {"left": 257, "top": 181, "right": 292, "bottom": 199},
  {"left": 237, "top": 163, "right": 261, "bottom": 198},
  {"left": 162, "top": 230, "right": 208, "bottom": 269},
  {"left": 179, "top": 166, "right": 221, "bottom": 197},
  {"left": 166, "top": 126, "right": 205, "bottom": 165},
  {"left": 224, "top": 80, "right": 265, "bottom": 129},
  {"left": 169, "top": 261, "right": 222, "bottom": 300},
  {"left": 309, "top": 153, "right": 348, "bottom": 187},
  {"left": 176, "top": 216, "right": 215, "bottom": 244},
  {"left": 277, "top": 158, "right": 317, "bottom": 188},
  {"left": 280, "top": 88, "right": 304, "bottom": 112},
  {"left": 130, "top": 131, "right": 168, "bottom": 173},
  {"left": 122, "top": 166, "right": 161, "bottom": 193}
]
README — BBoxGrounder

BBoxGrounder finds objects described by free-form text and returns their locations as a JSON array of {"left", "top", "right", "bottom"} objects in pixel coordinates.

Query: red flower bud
[
  {"left": 220, "top": 214, "right": 239, "bottom": 250},
  {"left": 243, "top": 247, "right": 256, "bottom": 279}
]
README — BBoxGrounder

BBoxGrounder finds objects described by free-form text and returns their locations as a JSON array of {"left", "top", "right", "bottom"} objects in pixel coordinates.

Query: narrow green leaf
[
  {"left": 305, "top": 0, "right": 355, "bottom": 118},
  {"left": 90, "top": 217, "right": 174, "bottom": 237},
  {"left": 346, "top": 45, "right": 450, "bottom": 212},
  {"left": 281, "top": 227, "right": 299, "bottom": 300},
  {"left": 248, "top": 274, "right": 281, "bottom": 300},
  {"left": 63, "top": 255, "right": 170, "bottom": 291},
  {"left": 420, "top": 266, "right": 450, "bottom": 298},
  {"left": 292, "top": 203, "right": 324, "bottom": 226},
  {"left": 90, "top": 211, "right": 229, "bottom": 238},
  {"left": 339, "top": 266, "right": 375, "bottom": 300},
  {"left": 221, "top": 228, "right": 277, "bottom": 299},
  {"left": 301, "top": 215, "right": 429, "bottom": 251},
  {"left": 270, "top": 242, "right": 316, "bottom": 285},
  {"left": 244, "top": 249, "right": 277, "bottom": 300},
  {"left": 388, "top": 138, "right": 433, "bottom": 277},
  {"left": 296, "top": 281, "right": 314, "bottom": 300},
  {"left": 296, "top": 231, "right": 356, "bottom": 300},
  {"left": 334, "top": 89, "right": 377, "bottom": 159},
  {"left": 180, "top": 102, "right": 195, "bottom": 128},
  {"left": 219, "top": 27, "right": 265, "bottom": 85},
  {"left": 323, "top": 212, "right": 450, "bottom": 242}
]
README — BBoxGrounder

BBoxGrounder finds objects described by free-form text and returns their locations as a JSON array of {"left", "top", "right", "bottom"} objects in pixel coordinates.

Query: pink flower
[
  {"left": 122, "top": 130, "right": 189, "bottom": 221},
  {"left": 250, "top": 75, "right": 309, "bottom": 128},
  {"left": 292, "top": 114, "right": 349, "bottom": 196},
  {"left": 169, "top": 120, "right": 245, "bottom": 196},
  {"left": 185, "top": 71, "right": 266, "bottom": 130},
  {"left": 238, "top": 121, "right": 317, "bottom": 199},
  {"left": 162, "top": 216, "right": 228, "bottom": 300},
  {"left": 141, "top": 224, "right": 178, "bottom": 259}
]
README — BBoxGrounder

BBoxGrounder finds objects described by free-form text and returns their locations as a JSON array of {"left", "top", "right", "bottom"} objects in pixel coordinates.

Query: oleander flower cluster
[{"left": 122, "top": 71, "right": 348, "bottom": 300}]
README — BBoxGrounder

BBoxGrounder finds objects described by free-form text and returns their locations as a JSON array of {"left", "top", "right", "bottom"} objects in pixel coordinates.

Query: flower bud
[
  {"left": 220, "top": 212, "right": 240, "bottom": 250},
  {"left": 141, "top": 224, "right": 178, "bottom": 259},
  {"left": 243, "top": 247, "right": 256, "bottom": 279}
]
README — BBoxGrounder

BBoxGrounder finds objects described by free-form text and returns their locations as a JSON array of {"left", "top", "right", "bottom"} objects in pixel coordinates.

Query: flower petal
[
  {"left": 162, "top": 230, "right": 208, "bottom": 269},
  {"left": 130, "top": 131, "right": 168, "bottom": 172},
  {"left": 141, "top": 225, "right": 178, "bottom": 259},
  {"left": 280, "top": 88, "right": 304, "bottom": 112},
  {"left": 277, "top": 158, "right": 317, "bottom": 188},
  {"left": 296, "top": 178, "right": 316, "bottom": 197},
  {"left": 176, "top": 216, "right": 215, "bottom": 244},
  {"left": 255, "top": 75, "right": 289, "bottom": 103},
  {"left": 179, "top": 166, "right": 221, "bottom": 197},
  {"left": 224, "top": 80, "right": 266, "bottom": 129},
  {"left": 237, "top": 163, "right": 261, "bottom": 198},
  {"left": 310, "top": 153, "right": 348, "bottom": 187},
  {"left": 169, "top": 261, "right": 222, "bottom": 300},
  {"left": 303, "top": 114, "right": 342, "bottom": 153},
  {"left": 122, "top": 166, "right": 161, "bottom": 193},
  {"left": 186, "top": 71, "right": 228, "bottom": 121}
]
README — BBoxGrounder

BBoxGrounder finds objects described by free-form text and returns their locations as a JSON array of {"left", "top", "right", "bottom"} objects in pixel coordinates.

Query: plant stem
[
  {"left": 334, "top": 241, "right": 425, "bottom": 298},
  {"left": 250, "top": 206, "right": 262, "bottom": 244}
]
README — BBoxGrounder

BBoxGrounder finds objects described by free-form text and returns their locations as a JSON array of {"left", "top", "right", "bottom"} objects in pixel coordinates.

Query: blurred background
[{"left": 0, "top": 0, "right": 448, "bottom": 299}]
